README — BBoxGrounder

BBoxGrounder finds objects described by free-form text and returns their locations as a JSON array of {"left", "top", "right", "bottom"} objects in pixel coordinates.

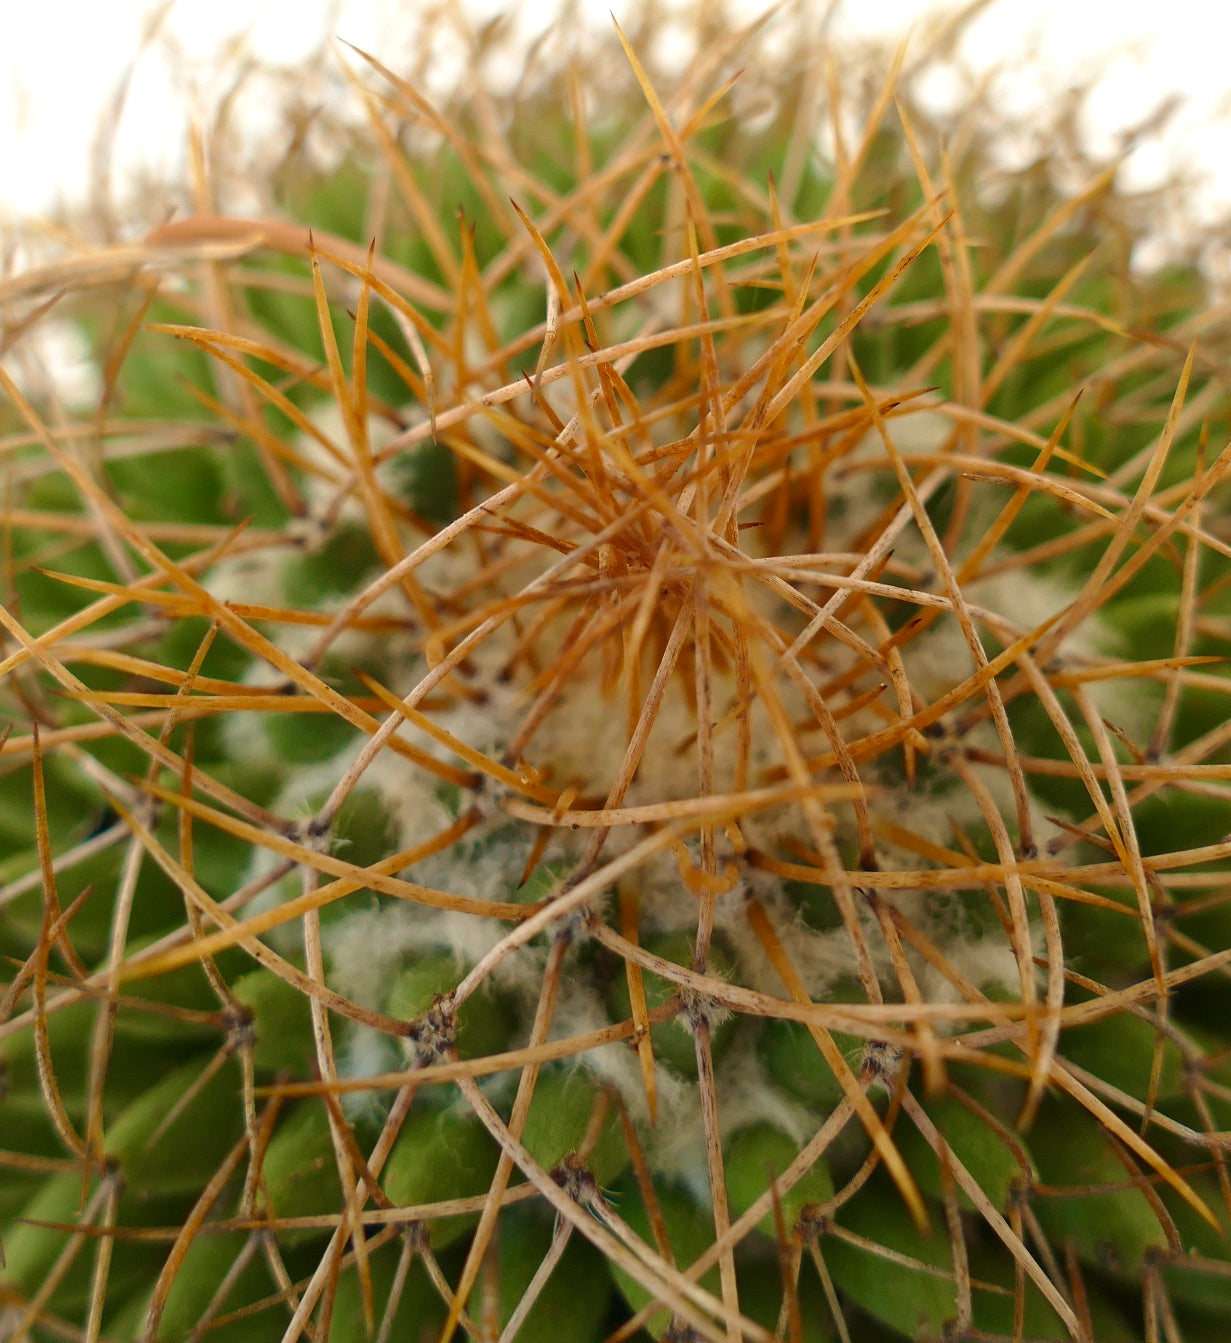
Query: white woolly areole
[{"left": 208, "top": 394, "right": 1125, "bottom": 1176}]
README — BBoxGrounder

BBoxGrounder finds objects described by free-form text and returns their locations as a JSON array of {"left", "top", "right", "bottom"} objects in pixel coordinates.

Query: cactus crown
[{"left": 2, "top": 5, "right": 1231, "bottom": 1342}]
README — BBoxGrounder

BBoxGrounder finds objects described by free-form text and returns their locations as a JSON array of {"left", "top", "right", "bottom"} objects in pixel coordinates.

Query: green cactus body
[{"left": 2, "top": 5, "right": 1230, "bottom": 1342}]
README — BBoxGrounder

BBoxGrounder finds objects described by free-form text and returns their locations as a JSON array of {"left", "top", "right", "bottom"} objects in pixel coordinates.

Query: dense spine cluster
[{"left": 2, "top": 7, "right": 1230, "bottom": 1341}]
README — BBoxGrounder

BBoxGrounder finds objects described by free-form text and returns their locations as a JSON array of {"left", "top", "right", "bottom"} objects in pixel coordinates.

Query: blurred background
[{"left": 3, "top": 0, "right": 1229, "bottom": 271}]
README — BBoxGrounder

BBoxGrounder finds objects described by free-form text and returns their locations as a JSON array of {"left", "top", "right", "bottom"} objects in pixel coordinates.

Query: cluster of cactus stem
[{"left": 3, "top": 4, "right": 1231, "bottom": 1340}]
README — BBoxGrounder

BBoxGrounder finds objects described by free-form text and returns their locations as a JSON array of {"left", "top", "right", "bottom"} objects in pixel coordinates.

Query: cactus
[{"left": 2, "top": 5, "right": 1231, "bottom": 1341}]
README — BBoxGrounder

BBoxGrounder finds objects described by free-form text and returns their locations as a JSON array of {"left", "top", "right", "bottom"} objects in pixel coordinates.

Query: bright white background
[{"left": 3, "top": 1, "right": 1229, "bottom": 262}]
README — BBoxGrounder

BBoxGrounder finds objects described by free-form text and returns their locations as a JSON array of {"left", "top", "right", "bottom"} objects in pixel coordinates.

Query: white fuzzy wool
[{"left": 209, "top": 395, "right": 1125, "bottom": 1173}]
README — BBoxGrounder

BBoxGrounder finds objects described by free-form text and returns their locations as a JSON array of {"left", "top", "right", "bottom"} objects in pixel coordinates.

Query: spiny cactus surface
[{"left": 2, "top": 6, "right": 1231, "bottom": 1342}]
